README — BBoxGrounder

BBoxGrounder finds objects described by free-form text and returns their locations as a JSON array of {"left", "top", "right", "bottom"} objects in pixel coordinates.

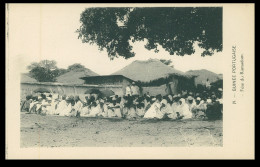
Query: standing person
[
  {"left": 205, "top": 78, "right": 211, "bottom": 90},
  {"left": 186, "top": 96, "right": 196, "bottom": 118},
  {"left": 125, "top": 84, "right": 132, "bottom": 96},
  {"left": 131, "top": 82, "right": 140, "bottom": 97}
]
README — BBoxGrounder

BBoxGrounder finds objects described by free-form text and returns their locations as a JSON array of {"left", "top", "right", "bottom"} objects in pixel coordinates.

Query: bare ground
[{"left": 20, "top": 113, "right": 223, "bottom": 147}]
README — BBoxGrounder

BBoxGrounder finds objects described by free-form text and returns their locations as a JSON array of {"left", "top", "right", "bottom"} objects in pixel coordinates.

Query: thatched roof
[
  {"left": 185, "top": 69, "right": 223, "bottom": 85},
  {"left": 20, "top": 73, "right": 37, "bottom": 83},
  {"left": 56, "top": 69, "right": 99, "bottom": 84},
  {"left": 112, "top": 59, "right": 189, "bottom": 82}
]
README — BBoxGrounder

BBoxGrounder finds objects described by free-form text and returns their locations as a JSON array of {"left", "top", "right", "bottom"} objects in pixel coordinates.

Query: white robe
[
  {"left": 178, "top": 99, "right": 192, "bottom": 119},
  {"left": 136, "top": 107, "right": 145, "bottom": 117},
  {"left": 107, "top": 103, "right": 118, "bottom": 118},
  {"left": 125, "top": 86, "right": 132, "bottom": 96},
  {"left": 73, "top": 101, "right": 83, "bottom": 115},
  {"left": 46, "top": 100, "right": 57, "bottom": 115},
  {"left": 88, "top": 104, "right": 102, "bottom": 117},
  {"left": 144, "top": 102, "right": 161, "bottom": 119},
  {"left": 80, "top": 106, "right": 91, "bottom": 117},
  {"left": 56, "top": 100, "right": 67, "bottom": 116},
  {"left": 63, "top": 103, "right": 72, "bottom": 116}
]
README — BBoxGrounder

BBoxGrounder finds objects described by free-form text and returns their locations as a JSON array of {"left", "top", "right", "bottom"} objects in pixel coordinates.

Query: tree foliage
[
  {"left": 27, "top": 60, "right": 60, "bottom": 82},
  {"left": 77, "top": 7, "right": 222, "bottom": 59},
  {"left": 159, "top": 59, "right": 174, "bottom": 68},
  {"left": 27, "top": 61, "right": 90, "bottom": 82},
  {"left": 67, "top": 63, "right": 86, "bottom": 72}
]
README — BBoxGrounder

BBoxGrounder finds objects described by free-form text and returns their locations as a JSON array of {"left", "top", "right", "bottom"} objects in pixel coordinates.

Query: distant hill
[
  {"left": 112, "top": 59, "right": 186, "bottom": 82},
  {"left": 56, "top": 68, "right": 99, "bottom": 84},
  {"left": 21, "top": 73, "right": 37, "bottom": 83},
  {"left": 185, "top": 69, "right": 222, "bottom": 86}
]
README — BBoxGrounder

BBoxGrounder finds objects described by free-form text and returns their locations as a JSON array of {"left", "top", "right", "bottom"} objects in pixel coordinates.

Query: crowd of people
[{"left": 21, "top": 87, "right": 223, "bottom": 120}]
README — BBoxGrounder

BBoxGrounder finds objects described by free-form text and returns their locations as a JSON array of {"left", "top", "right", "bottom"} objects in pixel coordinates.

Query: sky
[{"left": 8, "top": 4, "right": 223, "bottom": 75}]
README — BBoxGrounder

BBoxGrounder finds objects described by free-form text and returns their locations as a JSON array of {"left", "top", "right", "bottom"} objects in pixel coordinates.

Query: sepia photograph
[{"left": 6, "top": 3, "right": 254, "bottom": 159}]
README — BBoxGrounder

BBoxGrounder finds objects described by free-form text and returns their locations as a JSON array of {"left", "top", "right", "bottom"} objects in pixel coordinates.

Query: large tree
[
  {"left": 77, "top": 7, "right": 222, "bottom": 59},
  {"left": 27, "top": 60, "right": 60, "bottom": 82}
]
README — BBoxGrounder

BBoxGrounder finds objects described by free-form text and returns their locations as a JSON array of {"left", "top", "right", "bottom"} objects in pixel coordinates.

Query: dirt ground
[{"left": 20, "top": 113, "right": 223, "bottom": 147}]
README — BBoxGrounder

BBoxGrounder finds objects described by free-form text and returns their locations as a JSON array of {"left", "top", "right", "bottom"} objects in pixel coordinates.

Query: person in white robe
[
  {"left": 45, "top": 97, "right": 56, "bottom": 115},
  {"left": 55, "top": 96, "right": 67, "bottom": 116},
  {"left": 58, "top": 97, "right": 72, "bottom": 116},
  {"left": 161, "top": 98, "right": 174, "bottom": 119},
  {"left": 168, "top": 100, "right": 178, "bottom": 119},
  {"left": 80, "top": 105, "right": 91, "bottom": 117},
  {"left": 107, "top": 97, "right": 121, "bottom": 118},
  {"left": 143, "top": 98, "right": 160, "bottom": 119},
  {"left": 125, "top": 85, "right": 132, "bottom": 96},
  {"left": 156, "top": 99, "right": 167, "bottom": 119},
  {"left": 186, "top": 96, "right": 196, "bottom": 118},
  {"left": 136, "top": 102, "right": 145, "bottom": 118},
  {"left": 178, "top": 98, "right": 192, "bottom": 119},
  {"left": 100, "top": 102, "right": 109, "bottom": 118},
  {"left": 40, "top": 97, "right": 51, "bottom": 115},
  {"left": 107, "top": 102, "right": 118, "bottom": 118},
  {"left": 63, "top": 101, "right": 72, "bottom": 117},
  {"left": 130, "top": 82, "right": 140, "bottom": 96},
  {"left": 35, "top": 96, "right": 43, "bottom": 114},
  {"left": 87, "top": 100, "right": 102, "bottom": 117},
  {"left": 29, "top": 97, "right": 38, "bottom": 113},
  {"left": 71, "top": 96, "right": 83, "bottom": 117}
]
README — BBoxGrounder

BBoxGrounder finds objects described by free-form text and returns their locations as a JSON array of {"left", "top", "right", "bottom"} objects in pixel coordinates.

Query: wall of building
[
  {"left": 142, "top": 84, "right": 168, "bottom": 96},
  {"left": 142, "top": 76, "right": 193, "bottom": 96},
  {"left": 20, "top": 82, "right": 124, "bottom": 100}
]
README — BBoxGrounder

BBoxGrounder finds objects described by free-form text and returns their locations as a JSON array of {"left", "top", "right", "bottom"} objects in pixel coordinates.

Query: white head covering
[
  {"left": 207, "top": 99, "right": 212, "bottom": 103},
  {"left": 112, "top": 97, "right": 117, "bottom": 101},
  {"left": 196, "top": 97, "right": 201, "bottom": 101},
  {"left": 161, "top": 99, "right": 167, "bottom": 105},
  {"left": 187, "top": 96, "right": 193, "bottom": 100},
  {"left": 180, "top": 98, "right": 186, "bottom": 104},
  {"left": 168, "top": 95, "right": 173, "bottom": 101},
  {"left": 151, "top": 98, "right": 156, "bottom": 101}
]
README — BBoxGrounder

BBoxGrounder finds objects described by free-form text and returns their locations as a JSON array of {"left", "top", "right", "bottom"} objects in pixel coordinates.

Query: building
[
  {"left": 80, "top": 75, "right": 134, "bottom": 96},
  {"left": 140, "top": 73, "right": 196, "bottom": 96}
]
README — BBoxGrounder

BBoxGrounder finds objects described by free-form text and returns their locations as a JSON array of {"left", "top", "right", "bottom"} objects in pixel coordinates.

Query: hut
[{"left": 140, "top": 73, "right": 196, "bottom": 96}]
